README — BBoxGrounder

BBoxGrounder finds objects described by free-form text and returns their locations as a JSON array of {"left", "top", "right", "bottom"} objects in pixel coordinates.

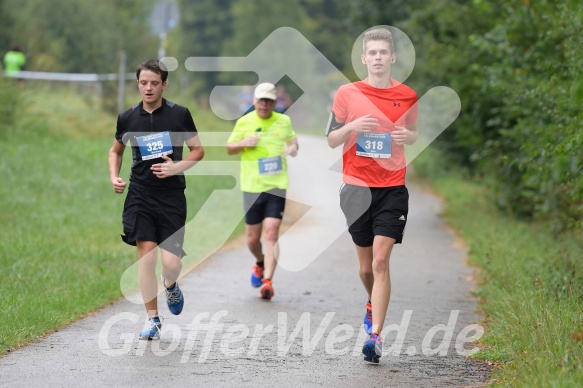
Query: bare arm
[
  {"left": 108, "top": 140, "right": 127, "bottom": 194},
  {"left": 285, "top": 137, "right": 298, "bottom": 157}
]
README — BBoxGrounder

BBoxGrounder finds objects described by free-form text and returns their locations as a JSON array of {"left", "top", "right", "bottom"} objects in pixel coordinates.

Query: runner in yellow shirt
[
  {"left": 3, "top": 44, "right": 26, "bottom": 87},
  {"left": 227, "top": 82, "right": 298, "bottom": 300}
]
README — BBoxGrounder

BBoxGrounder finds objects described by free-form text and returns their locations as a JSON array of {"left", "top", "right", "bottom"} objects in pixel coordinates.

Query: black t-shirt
[{"left": 115, "top": 99, "right": 198, "bottom": 190}]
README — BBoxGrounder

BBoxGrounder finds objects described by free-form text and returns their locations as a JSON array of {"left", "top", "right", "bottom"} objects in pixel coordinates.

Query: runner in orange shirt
[{"left": 326, "top": 27, "right": 418, "bottom": 363}]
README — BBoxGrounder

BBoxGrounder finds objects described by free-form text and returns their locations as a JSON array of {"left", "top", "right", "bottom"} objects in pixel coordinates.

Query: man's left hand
[
  {"left": 392, "top": 126, "right": 417, "bottom": 145},
  {"left": 286, "top": 143, "right": 298, "bottom": 157},
  {"left": 151, "top": 155, "right": 177, "bottom": 178}
]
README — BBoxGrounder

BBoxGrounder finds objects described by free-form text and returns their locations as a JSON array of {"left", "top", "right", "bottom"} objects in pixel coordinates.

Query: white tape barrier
[{"left": 3, "top": 70, "right": 135, "bottom": 82}]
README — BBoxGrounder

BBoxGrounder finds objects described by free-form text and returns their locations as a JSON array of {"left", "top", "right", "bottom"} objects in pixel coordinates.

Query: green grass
[
  {"left": 412, "top": 148, "right": 583, "bottom": 387},
  {"left": 0, "top": 83, "right": 245, "bottom": 353}
]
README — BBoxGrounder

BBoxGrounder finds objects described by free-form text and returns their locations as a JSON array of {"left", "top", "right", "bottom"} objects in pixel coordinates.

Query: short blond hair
[{"left": 362, "top": 28, "right": 394, "bottom": 54}]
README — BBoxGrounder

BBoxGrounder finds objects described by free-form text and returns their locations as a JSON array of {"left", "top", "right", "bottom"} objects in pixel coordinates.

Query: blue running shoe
[
  {"left": 363, "top": 300, "right": 372, "bottom": 335},
  {"left": 139, "top": 316, "right": 162, "bottom": 340},
  {"left": 163, "top": 277, "right": 184, "bottom": 315},
  {"left": 362, "top": 333, "right": 382, "bottom": 363},
  {"left": 251, "top": 264, "right": 264, "bottom": 288}
]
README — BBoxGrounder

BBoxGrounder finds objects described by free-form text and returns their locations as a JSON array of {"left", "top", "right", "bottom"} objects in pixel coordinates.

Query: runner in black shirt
[{"left": 108, "top": 59, "right": 204, "bottom": 340}]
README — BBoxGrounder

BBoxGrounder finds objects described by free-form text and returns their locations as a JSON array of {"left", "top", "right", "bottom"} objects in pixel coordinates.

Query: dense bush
[{"left": 397, "top": 0, "right": 583, "bottom": 235}]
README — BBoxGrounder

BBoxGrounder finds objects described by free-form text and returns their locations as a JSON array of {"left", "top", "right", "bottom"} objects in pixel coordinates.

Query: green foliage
[
  {"left": 300, "top": 0, "right": 359, "bottom": 77},
  {"left": 0, "top": 0, "right": 14, "bottom": 51},
  {"left": 173, "top": 0, "right": 234, "bottom": 59},
  {"left": 1, "top": 0, "right": 157, "bottom": 73},
  {"left": 219, "top": 0, "right": 312, "bottom": 90},
  {"left": 222, "top": 1, "right": 308, "bottom": 57},
  {"left": 174, "top": 0, "right": 356, "bottom": 97},
  {"left": 171, "top": 0, "right": 235, "bottom": 98},
  {"left": 487, "top": 2, "right": 583, "bottom": 234},
  {"left": 3, "top": 0, "right": 358, "bottom": 112},
  {"left": 359, "top": 0, "right": 583, "bottom": 235},
  {"left": 349, "top": 0, "right": 410, "bottom": 31}
]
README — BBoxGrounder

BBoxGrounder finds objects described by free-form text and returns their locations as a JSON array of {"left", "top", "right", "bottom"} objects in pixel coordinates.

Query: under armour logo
[{"left": 393, "top": 102, "right": 401, "bottom": 107}]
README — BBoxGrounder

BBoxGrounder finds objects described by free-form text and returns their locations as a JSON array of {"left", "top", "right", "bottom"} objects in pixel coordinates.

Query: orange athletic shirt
[{"left": 332, "top": 79, "right": 418, "bottom": 188}]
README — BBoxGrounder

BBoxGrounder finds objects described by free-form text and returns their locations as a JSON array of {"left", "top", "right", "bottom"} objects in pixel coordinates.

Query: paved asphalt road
[{"left": 0, "top": 135, "right": 490, "bottom": 387}]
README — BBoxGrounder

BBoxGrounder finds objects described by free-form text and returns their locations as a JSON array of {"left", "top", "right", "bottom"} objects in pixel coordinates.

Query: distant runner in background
[
  {"left": 3, "top": 44, "right": 26, "bottom": 87},
  {"left": 274, "top": 84, "right": 292, "bottom": 113},
  {"left": 238, "top": 85, "right": 255, "bottom": 115}
]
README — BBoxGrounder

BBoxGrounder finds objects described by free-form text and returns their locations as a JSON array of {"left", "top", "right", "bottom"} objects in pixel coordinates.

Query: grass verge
[{"left": 412, "top": 148, "right": 583, "bottom": 386}]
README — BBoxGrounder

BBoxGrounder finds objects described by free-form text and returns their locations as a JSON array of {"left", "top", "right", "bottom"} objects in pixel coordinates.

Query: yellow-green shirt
[
  {"left": 228, "top": 111, "right": 296, "bottom": 193},
  {"left": 3, "top": 50, "right": 26, "bottom": 73}
]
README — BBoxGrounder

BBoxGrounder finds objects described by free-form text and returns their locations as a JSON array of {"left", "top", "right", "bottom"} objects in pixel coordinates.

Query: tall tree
[
  {"left": 349, "top": 0, "right": 410, "bottom": 31},
  {"left": 300, "top": 0, "right": 358, "bottom": 80},
  {"left": 173, "top": 0, "right": 357, "bottom": 99},
  {"left": 0, "top": 0, "right": 15, "bottom": 55},
  {"left": 172, "top": 0, "right": 235, "bottom": 95}
]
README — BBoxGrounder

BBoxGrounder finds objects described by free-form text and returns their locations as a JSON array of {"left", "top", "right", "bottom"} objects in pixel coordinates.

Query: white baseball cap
[{"left": 254, "top": 82, "right": 277, "bottom": 100}]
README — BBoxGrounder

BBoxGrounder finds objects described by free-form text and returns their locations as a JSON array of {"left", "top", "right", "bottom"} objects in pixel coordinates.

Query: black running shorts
[
  {"left": 243, "top": 189, "right": 286, "bottom": 225},
  {"left": 121, "top": 184, "right": 187, "bottom": 257},
  {"left": 339, "top": 184, "right": 409, "bottom": 247}
]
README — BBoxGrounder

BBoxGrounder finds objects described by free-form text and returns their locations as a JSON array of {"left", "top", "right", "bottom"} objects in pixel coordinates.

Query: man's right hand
[
  {"left": 240, "top": 135, "right": 260, "bottom": 148},
  {"left": 327, "top": 114, "right": 379, "bottom": 149},
  {"left": 347, "top": 114, "right": 379, "bottom": 133},
  {"left": 111, "top": 177, "right": 127, "bottom": 194}
]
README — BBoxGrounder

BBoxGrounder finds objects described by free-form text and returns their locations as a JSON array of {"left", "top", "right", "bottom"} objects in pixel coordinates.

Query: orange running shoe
[{"left": 260, "top": 278, "right": 274, "bottom": 300}]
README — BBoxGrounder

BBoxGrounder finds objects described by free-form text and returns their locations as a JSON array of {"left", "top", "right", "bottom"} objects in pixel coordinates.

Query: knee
[
  {"left": 359, "top": 262, "right": 373, "bottom": 276},
  {"left": 247, "top": 233, "right": 261, "bottom": 247},
  {"left": 164, "top": 258, "right": 182, "bottom": 274},
  {"left": 138, "top": 250, "right": 157, "bottom": 268},
  {"left": 372, "top": 256, "right": 389, "bottom": 274},
  {"left": 264, "top": 227, "right": 279, "bottom": 244}
]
